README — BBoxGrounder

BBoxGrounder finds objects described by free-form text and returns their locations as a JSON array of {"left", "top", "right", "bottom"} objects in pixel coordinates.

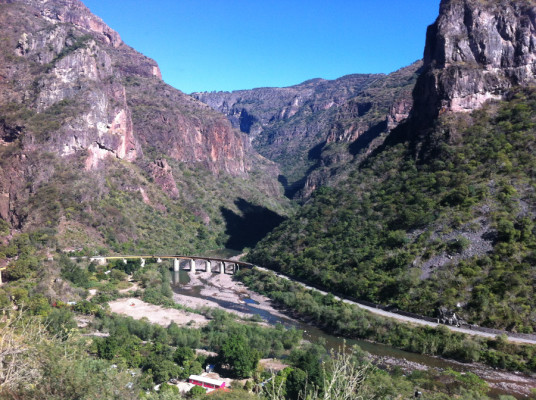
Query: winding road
[{"left": 254, "top": 266, "right": 536, "bottom": 345}]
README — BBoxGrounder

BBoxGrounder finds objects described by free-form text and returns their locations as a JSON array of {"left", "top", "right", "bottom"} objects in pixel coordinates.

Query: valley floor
[{"left": 171, "top": 269, "right": 290, "bottom": 322}]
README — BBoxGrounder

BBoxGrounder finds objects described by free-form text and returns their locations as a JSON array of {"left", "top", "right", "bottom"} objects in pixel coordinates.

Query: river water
[{"left": 171, "top": 269, "right": 532, "bottom": 398}]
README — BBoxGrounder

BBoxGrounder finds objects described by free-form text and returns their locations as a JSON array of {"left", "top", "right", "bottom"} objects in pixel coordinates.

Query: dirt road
[{"left": 254, "top": 267, "right": 536, "bottom": 345}]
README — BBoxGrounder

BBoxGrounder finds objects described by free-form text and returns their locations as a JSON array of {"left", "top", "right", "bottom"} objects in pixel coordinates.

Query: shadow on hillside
[
  {"left": 349, "top": 120, "right": 388, "bottom": 156},
  {"left": 308, "top": 141, "right": 326, "bottom": 160},
  {"left": 220, "top": 198, "right": 287, "bottom": 250},
  {"left": 278, "top": 175, "right": 308, "bottom": 199}
]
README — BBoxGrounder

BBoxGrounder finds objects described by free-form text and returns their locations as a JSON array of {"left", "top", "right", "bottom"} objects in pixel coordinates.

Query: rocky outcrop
[
  {"left": 125, "top": 78, "right": 250, "bottom": 177},
  {"left": 13, "top": 22, "right": 141, "bottom": 169},
  {"left": 413, "top": 0, "right": 536, "bottom": 120},
  {"left": 192, "top": 74, "right": 383, "bottom": 142},
  {"left": 0, "top": 0, "right": 256, "bottom": 176},
  {"left": 2, "top": 0, "right": 122, "bottom": 48},
  {"left": 148, "top": 159, "right": 179, "bottom": 199},
  {"left": 193, "top": 75, "right": 381, "bottom": 140}
]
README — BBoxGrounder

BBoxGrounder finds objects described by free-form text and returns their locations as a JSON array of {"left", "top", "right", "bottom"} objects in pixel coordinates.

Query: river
[{"left": 171, "top": 268, "right": 534, "bottom": 398}]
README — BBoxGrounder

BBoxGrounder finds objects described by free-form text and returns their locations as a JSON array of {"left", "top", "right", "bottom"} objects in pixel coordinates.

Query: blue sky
[{"left": 83, "top": 0, "right": 440, "bottom": 93}]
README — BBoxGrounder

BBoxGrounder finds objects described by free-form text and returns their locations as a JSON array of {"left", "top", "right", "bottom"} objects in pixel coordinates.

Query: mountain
[
  {"left": 194, "top": 62, "right": 421, "bottom": 198},
  {"left": 0, "top": 0, "right": 290, "bottom": 258},
  {"left": 248, "top": 0, "right": 536, "bottom": 332}
]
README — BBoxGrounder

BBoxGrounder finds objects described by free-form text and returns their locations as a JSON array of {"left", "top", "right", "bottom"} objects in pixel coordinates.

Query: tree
[
  {"left": 285, "top": 368, "right": 307, "bottom": 400},
  {"left": 220, "top": 335, "right": 260, "bottom": 379},
  {"left": 188, "top": 385, "right": 206, "bottom": 398},
  {"left": 174, "top": 346, "right": 195, "bottom": 366},
  {"left": 45, "top": 308, "right": 77, "bottom": 341}
]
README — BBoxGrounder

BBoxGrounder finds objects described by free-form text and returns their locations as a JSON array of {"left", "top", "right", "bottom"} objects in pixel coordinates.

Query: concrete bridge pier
[
  {"left": 205, "top": 260, "right": 211, "bottom": 273},
  {"left": 157, "top": 258, "right": 162, "bottom": 263},
  {"left": 91, "top": 257, "right": 107, "bottom": 266},
  {"left": 140, "top": 258, "right": 145, "bottom": 268},
  {"left": 123, "top": 259, "right": 127, "bottom": 264},
  {"left": 235, "top": 263, "right": 240, "bottom": 273},
  {"left": 173, "top": 258, "right": 180, "bottom": 272},
  {"left": 172, "top": 271, "right": 180, "bottom": 285},
  {"left": 189, "top": 258, "right": 196, "bottom": 273},
  {"left": 220, "top": 262, "right": 225, "bottom": 275}
]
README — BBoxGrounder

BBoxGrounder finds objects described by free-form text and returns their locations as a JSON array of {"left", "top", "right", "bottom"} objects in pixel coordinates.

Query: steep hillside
[
  {"left": 194, "top": 63, "right": 421, "bottom": 198},
  {"left": 248, "top": 0, "right": 536, "bottom": 332},
  {"left": 0, "top": 0, "right": 290, "bottom": 260}
]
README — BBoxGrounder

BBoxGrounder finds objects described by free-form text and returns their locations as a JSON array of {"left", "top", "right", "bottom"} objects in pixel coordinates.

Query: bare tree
[
  {"left": 0, "top": 309, "right": 50, "bottom": 392},
  {"left": 311, "top": 347, "right": 373, "bottom": 400},
  {"left": 262, "top": 344, "right": 374, "bottom": 400}
]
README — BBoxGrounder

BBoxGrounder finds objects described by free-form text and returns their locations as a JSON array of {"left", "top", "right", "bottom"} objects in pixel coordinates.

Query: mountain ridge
[{"left": 194, "top": 62, "right": 421, "bottom": 198}]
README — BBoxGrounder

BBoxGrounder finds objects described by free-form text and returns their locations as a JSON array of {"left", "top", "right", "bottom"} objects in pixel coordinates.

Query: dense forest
[{"left": 248, "top": 88, "right": 536, "bottom": 333}]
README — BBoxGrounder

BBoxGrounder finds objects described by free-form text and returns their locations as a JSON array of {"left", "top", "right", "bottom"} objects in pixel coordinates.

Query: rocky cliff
[
  {"left": 195, "top": 63, "right": 421, "bottom": 197},
  {"left": 0, "top": 0, "right": 256, "bottom": 176},
  {"left": 0, "top": 0, "right": 288, "bottom": 252},
  {"left": 413, "top": 0, "right": 536, "bottom": 120}
]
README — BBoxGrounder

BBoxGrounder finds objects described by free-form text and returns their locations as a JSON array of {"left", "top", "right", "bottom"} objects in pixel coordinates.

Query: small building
[
  {"left": 188, "top": 375, "right": 226, "bottom": 390},
  {"left": 205, "top": 364, "right": 215, "bottom": 373}
]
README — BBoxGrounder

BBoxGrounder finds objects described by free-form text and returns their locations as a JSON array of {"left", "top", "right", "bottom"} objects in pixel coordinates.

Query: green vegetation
[
  {"left": 0, "top": 305, "right": 519, "bottom": 400},
  {"left": 238, "top": 268, "right": 536, "bottom": 372},
  {"left": 248, "top": 88, "right": 536, "bottom": 332},
  {"left": 2, "top": 147, "right": 290, "bottom": 256},
  {"left": 0, "top": 251, "right": 532, "bottom": 399},
  {"left": 90, "top": 310, "right": 302, "bottom": 387}
]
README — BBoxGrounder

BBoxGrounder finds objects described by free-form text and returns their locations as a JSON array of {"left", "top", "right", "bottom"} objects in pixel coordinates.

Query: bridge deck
[{"left": 89, "top": 255, "right": 256, "bottom": 268}]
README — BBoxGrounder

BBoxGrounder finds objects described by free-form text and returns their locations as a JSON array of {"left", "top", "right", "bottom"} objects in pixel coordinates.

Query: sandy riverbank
[
  {"left": 108, "top": 297, "right": 208, "bottom": 328},
  {"left": 172, "top": 270, "right": 290, "bottom": 321}
]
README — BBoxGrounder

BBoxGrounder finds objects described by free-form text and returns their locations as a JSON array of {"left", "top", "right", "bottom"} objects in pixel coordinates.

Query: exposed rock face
[
  {"left": 195, "top": 63, "right": 421, "bottom": 197},
  {"left": 0, "top": 0, "right": 285, "bottom": 234},
  {"left": 148, "top": 159, "right": 179, "bottom": 199},
  {"left": 0, "top": 0, "right": 148, "bottom": 171},
  {"left": 0, "top": 0, "right": 253, "bottom": 178},
  {"left": 126, "top": 79, "right": 250, "bottom": 177},
  {"left": 413, "top": 0, "right": 536, "bottom": 120},
  {"left": 194, "top": 75, "right": 381, "bottom": 140},
  {"left": 3, "top": 0, "right": 122, "bottom": 47}
]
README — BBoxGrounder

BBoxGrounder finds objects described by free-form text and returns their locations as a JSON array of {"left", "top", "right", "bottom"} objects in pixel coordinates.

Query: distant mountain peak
[{"left": 1, "top": 0, "right": 123, "bottom": 48}]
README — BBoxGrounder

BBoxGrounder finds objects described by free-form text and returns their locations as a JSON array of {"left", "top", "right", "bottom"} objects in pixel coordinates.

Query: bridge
[{"left": 88, "top": 255, "right": 256, "bottom": 275}]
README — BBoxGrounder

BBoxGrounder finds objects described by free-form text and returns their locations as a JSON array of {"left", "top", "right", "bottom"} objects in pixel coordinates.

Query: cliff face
[
  {"left": 0, "top": 0, "right": 252, "bottom": 177},
  {"left": 194, "top": 75, "right": 382, "bottom": 139},
  {"left": 0, "top": 0, "right": 288, "bottom": 250},
  {"left": 3, "top": 0, "right": 123, "bottom": 48},
  {"left": 125, "top": 77, "right": 249, "bottom": 177},
  {"left": 0, "top": 0, "right": 142, "bottom": 168},
  {"left": 195, "top": 63, "right": 421, "bottom": 197},
  {"left": 413, "top": 0, "right": 536, "bottom": 120}
]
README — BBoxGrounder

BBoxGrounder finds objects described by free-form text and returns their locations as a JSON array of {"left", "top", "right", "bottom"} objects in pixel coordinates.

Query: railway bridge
[{"left": 88, "top": 255, "right": 256, "bottom": 275}]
